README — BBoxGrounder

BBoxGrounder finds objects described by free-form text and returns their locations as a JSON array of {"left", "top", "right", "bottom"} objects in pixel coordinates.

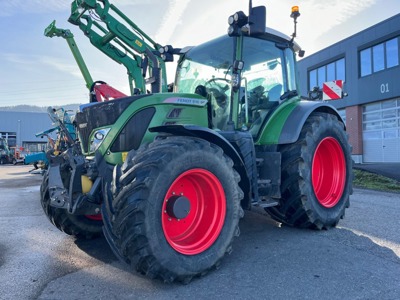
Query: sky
[{"left": 0, "top": 0, "right": 399, "bottom": 107}]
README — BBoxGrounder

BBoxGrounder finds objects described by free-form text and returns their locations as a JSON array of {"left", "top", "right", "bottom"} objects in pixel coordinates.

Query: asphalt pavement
[{"left": 0, "top": 165, "right": 399, "bottom": 300}]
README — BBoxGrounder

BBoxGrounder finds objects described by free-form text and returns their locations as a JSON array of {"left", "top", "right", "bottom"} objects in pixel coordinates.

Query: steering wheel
[
  {"left": 204, "top": 78, "right": 230, "bottom": 108},
  {"left": 205, "top": 78, "right": 230, "bottom": 90}
]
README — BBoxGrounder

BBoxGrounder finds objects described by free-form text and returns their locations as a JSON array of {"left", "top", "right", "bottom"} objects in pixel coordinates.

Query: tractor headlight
[
  {"left": 90, "top": 128, "right": 111, "bottom": 153},
  {"left": 227, "top": 25, "right": 236, "bottom": 36},
  {"left": 228, "top": 15, "right": 235, "bottom": 25},
  {"left": 234, "top": 11, "right": 247, "bottom": 27}
]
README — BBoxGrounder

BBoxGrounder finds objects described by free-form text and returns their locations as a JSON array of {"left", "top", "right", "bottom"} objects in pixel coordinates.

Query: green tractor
[
  {"left": 0, "top": 137, "right": 12, "bottom": 165},
  {"left": 42, "top": 1, "right": 353, "bottom": 282},
  {"left": 0, "top": 137, "right": 23, "bottom": 165}
]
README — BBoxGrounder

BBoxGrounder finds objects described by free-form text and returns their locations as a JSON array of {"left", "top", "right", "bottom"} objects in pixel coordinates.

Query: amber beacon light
[{"left": 291, "top": 6, "right": 300, "bottom": 18}]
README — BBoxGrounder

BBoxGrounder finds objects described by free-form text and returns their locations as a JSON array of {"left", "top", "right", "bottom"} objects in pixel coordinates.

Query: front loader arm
[
  {"left": 67, "top": 0, "right": 169, "bottom": 94},
  {"left": 45, "top": 20, "right": 129, "bottom": 100},
  {"left": 44, "top": 21, "right": 94, "bottom": 90}
]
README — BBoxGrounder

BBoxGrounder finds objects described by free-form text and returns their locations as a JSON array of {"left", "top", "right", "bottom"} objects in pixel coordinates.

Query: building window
[
  {"left": 22, "top": 142, "right": 48, "bottom": 153},
  {"left": 360, "top": 37, "right": 399, "bottom": 77},
  {"left": 360, "top": 48, "right": 372, "bottom": 76},
  {"left": 0, "top": 132, "right": 17, "bottom": 147},
  {"left": 373, "top": 44, "right": 385, "bottom": 72},
  {"left": 386, "top": 38, "right": 399, "bottom": 68},
  {"left": 308, "top": 57, "right": 346, "bottom": 91}
]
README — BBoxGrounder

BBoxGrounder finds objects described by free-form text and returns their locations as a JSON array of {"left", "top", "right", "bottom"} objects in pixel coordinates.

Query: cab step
[{"left": 252, "top": 198, "right": 279, "bottom": 208}]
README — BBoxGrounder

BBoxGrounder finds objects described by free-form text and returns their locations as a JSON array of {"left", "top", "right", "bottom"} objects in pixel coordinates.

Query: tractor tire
[
  {"left": 0, "top": 158, "right": 6, "bottom": 165},
  {"left": 265, "top": 112, "right": 353, "bottom": 229},
  {"left": 102, "top": 136, "right": 243, "bottom": 283},
  {"left": 40, "top": 169, "right": 103, "bottom": 239}
]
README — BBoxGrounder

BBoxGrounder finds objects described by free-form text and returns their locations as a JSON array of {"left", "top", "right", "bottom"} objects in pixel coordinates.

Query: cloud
[
  {"left": 282, "top": 0, "right": 378, "bottom": 54},
  {"left": 39, "top": 56, "right": 84, "bottom": 79},
  {"left": 1, "top": 53, "right": 37, "bottom": 66},
  {"left": 0, "top": 0, "right": 159, "bottom": 17},
  {"left": 302, "top": 0, "right": 377, "bottom": 27},
  {"left": 154, "top": 0, "right": 192, "bottom": 44},
  {"left": 0, "top": 0, "right": 69, "bottom": 17},
  {"left": 115, "top": 0, "right": 159, "bottom": 5},
  {"left": 0, "top": 52, "right": 82, "bottom": 79},
  {"left": 336, "top": 0, "right": 377, "bottom": 23},
  {"left": 167, "top": 0, "right": 244, "bottom": 46}
]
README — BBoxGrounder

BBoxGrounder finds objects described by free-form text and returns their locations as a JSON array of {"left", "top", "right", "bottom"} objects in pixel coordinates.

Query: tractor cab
[{"left": 175, "top": 31, "right": 300, "bottom": 135}]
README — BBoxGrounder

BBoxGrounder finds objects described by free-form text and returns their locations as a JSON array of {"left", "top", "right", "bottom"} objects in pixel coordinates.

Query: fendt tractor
[{"left": 42, "top": 0, "right": 353, "bottom": 283}]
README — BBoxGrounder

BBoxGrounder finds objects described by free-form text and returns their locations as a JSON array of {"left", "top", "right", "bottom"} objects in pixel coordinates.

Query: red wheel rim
[
  {"left": 85, "top": 214, "right": 102, "bottom": 221},
  {"left": 162, "top": 169, "right": 226, "bottom": 255},
  {"left": 312, "top": 137, "right": 346, "bottom": 208}
]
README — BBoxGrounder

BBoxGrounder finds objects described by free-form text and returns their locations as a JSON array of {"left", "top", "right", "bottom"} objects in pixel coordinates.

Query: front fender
[{"left": 149, "top": 125, "right": 252, "bottom": 209}]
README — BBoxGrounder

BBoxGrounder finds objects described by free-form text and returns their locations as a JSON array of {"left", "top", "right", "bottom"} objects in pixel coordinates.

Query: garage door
[{"left": 362, "top": 99, "right": 400, "bottom": 162}]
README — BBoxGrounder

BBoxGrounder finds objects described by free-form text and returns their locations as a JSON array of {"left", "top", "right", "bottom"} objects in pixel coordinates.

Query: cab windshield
[{"left": 175, "top": 35, "right": 297, "bottom": 132}]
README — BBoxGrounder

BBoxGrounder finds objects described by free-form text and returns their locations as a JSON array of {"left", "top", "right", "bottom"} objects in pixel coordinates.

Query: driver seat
[
  {"left": 249, "top": 84, "right": 282, "bottom": 135},
  {"left": 267, "top": 84, "right": 283, "bottom": 103}
]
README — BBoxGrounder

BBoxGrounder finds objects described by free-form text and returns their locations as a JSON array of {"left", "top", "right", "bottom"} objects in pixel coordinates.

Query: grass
[{"left": 353, "top": 169, "right": 400, "bottom": 193}]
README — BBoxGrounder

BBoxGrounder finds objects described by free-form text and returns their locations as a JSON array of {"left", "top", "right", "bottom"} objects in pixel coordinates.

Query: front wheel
[
  {"left": 266, "top": 112, "right": 353, "bottom": 229},
  {"left": 102, "top": 136, "right": 243, "bottom": 283},
  {"left": 40, "top": 169, "right": 103, "bottom": 239}
]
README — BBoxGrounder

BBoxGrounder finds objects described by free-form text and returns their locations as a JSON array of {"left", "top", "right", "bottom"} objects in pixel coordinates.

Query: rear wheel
[
  {"left": 102, "top": 136, "right": 243, "bottom": 283},
  {"left": 40, "top": 169, "right": 103, "bottom": 239},
  {"left": 266, "top": 112, "right": 353, "bottom": 229}
]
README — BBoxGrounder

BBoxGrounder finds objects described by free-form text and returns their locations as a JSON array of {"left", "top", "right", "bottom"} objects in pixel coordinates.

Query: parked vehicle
[
  {"left": 0, "top": 137, "right": 26, "bottom": 165},
  {"left": 0, "top": 137, "right": 11, "bottom": 165},
  {"left": 41, "top": 1, "right": 353, "bottom": 283}
]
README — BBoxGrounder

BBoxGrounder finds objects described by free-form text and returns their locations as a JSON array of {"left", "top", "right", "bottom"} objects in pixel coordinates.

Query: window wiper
[{"left": 280, "top": 90, "right": 298, "bottom": 101}]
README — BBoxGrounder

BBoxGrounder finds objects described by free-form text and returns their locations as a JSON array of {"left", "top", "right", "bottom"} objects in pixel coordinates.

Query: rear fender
[{"left": 257, "top": 100, "right": 344, "bottom": 145}]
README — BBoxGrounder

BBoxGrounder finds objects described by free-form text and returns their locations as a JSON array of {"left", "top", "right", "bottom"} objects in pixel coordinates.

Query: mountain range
[{"left": 0, "top": 104, "right": 82, "bottom": 113}]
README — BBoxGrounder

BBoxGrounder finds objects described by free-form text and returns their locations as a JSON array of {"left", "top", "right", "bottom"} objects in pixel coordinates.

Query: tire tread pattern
[
  {"left": 40, "top": 170, "right": 103, "bottom": 239},
  {"left": 103, "top": 136, "right": 243, "bottom": 283},
  {"left": 266, "top": 112, "right": 353, "bottom": 229}
]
